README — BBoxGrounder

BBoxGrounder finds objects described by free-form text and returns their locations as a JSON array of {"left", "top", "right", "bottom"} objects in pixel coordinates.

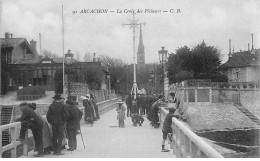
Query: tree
[
  {"left": 167, "top": 41, "right": 223, "bottom": 84},
  {"left": 97, "top": 55, "right": 128, "bottom": 94},
  {"left": 42, "top": 49, "right": 59, "bottom": 58},
  {"left": 83, "top": 52, "right": 92, "bottom": 62},
  {"left": 191, "top": 41, "right": 221, "bottom": 78}
]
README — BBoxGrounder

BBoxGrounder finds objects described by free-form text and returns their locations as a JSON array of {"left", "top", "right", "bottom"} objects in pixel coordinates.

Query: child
[
  {"left": 131, "top": 114, "right": 144, "bottom": 126},
  {"left": 116, "top": 100, "right": 126, "bottom": 128},
  {"left": 161, "top": 108, "right": 180, "bottom": 152}
]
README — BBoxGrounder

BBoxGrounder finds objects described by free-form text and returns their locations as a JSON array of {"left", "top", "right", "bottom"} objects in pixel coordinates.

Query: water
[{"left": 196, "top": 128, "right": 260, "bottom": 158}]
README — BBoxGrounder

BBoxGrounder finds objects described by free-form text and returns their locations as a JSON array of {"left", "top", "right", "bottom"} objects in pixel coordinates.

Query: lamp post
[
  {"left": 65, "top": 50, "right": 74, "bottom": 99},
  {"left": 148, "top": 77, "right": 152, "bottom": 94},
  {"left": 158, "top": 47, "right": 169, "bottom": 99},
  {"left": 150, "top": 71, "right": 155, "bottom": 94},
  {"left": 106, "top": 73, "right": 111, "bottom": 95}
]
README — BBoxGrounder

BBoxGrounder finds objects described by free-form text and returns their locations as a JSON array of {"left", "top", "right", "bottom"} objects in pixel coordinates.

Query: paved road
[{"left": 24, "top": 108, "right": 175, "bottom": 158}]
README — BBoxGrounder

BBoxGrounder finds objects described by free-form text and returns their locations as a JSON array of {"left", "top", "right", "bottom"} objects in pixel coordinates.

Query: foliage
[
  {"left": 167, "top": 41, "right": 222, "bottom": 84},
  {"left": 97, "top": 55, "right": 128, "bottom": 94},
  {"left": 17, "top": 85, "right": 45, "bottom": 96},
  {"left": 42, "top": 49, "right": 59, "bottom": 58}
]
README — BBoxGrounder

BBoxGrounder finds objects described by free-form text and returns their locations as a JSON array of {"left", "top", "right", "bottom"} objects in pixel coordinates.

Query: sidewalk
[{"left": 23, "top": 109, "right": 175, "bottom": 158}]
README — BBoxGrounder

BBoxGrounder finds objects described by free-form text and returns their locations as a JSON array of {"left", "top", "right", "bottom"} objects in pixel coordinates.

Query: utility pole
[{"left": 122, "top": 13, "right": 146, "bottom": 99}]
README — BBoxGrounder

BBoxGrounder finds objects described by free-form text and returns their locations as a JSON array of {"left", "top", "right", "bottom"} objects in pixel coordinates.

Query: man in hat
[
  {"left": 16, "top": 102, "right": 44, "bottom": 157},
  {"left": 65, "top": 99, "right": 82, "bottom": 151},
  {"left": 161, "top": 108, "right": 180, "bottom": 152},
  {"left": 116, "top": 99, "right": 126, "bottom": 128},
  {"left": 46, "top": 94, "right": 68, "bottom": 155}
]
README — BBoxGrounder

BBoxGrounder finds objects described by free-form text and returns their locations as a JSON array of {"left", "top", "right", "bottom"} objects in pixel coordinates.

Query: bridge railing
[
  {"left": 159, "top": 107, "right": 223, "bottom": 158},
  {"left": 0, "top": 122, "right": 29, "bottom": 158}
]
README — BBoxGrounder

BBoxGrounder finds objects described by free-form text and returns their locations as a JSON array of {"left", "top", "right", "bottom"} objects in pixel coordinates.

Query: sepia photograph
[{"left": 0, "top": 0, "right": 260, "bottom": 158}]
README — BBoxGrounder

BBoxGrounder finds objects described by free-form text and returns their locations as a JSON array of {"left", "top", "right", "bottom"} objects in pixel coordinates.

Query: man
[
  {"left": 16, "top": 102, "right": 44, "bottom": 157},
  {"left": 125, "top": 94, "right": 132, "bottom": 117},
  {"left": 148, "top": 95, "right": 163, "bottom": 128},
  {"left": 131, "top": 113, "right": 144, "bottom": 126},
  {"left": 46, "top": 94, "right": 67, "bottom": 155},
  {"left": 161, "top": 108, "right": 180, "bottom": 152},
  {"left": 65, "top": 99, "right": 83, "bottom": 151}
]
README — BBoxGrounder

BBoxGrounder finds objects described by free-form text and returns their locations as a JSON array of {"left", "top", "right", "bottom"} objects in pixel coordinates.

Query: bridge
[{"left": 0, "top": 98, "right": 223, "bottom": 158}]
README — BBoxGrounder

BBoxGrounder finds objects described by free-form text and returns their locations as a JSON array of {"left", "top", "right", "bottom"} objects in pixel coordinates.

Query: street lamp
[
  {"left": 65, "top": 49, "right": 74, "bottom": 98},
  {"left": 106, "top": 73, "right": 111, "bottom": 95},
  {"left": 158, "top": 47, "right": 169, "bottom": 98},
  {"left": 150, "top": 71, "right": 155, "bottom": 94}
]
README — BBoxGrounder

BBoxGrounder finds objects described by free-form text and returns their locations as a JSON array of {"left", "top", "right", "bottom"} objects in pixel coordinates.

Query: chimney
[
  {"left": 10, "top": 33, "right": 13, "bottom": 38},
  {"left": 228, "top": 39, "right": 232, "bottom": 57},
  {"left": 30, "top": 39, "right": 38, "bottom": 57},
  {"left": 5, "top": 32, "right": 10, "bottom": 38},
  {"left": 233, "top": 46, "right": 234, "bottom": 53},
  {"left": 251, "top": 33, "right": 254, "bottom": 50},
  {"left": 248, "top": 43, "right": 250, "bottom": 51}
]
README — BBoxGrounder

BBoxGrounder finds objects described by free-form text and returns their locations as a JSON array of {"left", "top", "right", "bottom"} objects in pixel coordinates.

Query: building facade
[{"left": 219, "top": 49, "right": 260, "bottom": 86}]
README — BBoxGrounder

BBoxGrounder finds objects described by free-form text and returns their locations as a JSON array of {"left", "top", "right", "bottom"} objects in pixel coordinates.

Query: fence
[
  {"left": 159, "top": 106, "right": 223, "bottom": 158},
  {"left": 0, "top": 122, "right": 29, "bottom": 158}
]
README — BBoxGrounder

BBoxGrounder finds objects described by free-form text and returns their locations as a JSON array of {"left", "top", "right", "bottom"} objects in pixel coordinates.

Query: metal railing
[
  {"left": 159, "top": 107, "right": 223, "bottom": 158},
  {"left": 0, "top": 122, "right": 29, "bottom": 158}
]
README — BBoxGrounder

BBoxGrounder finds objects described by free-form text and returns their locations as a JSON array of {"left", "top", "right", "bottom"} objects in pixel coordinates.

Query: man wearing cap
[
  {"left": 16, "top": 102, "right": 44, "bottom": 157},
  {"left": 46, "top": 94, "right": 68, "bottom": 155},
  {"left": 161, "top": 108, "right": 180, "bottom": 152}
]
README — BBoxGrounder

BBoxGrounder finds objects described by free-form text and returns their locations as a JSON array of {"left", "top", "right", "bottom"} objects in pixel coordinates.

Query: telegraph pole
[{"left": 122, "top": 13, "right": 146, "bottom": 99}]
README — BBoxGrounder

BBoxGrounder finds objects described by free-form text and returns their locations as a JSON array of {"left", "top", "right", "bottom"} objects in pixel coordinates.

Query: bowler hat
[
  {"left": 53, "top": 94, "right": 62, "bottom": 100},
  {"left": 117, "top": 99, "right": 124, "bottom": 104},
  {"left": 20, "top": 102, "right": 27, "bottom": 107}
]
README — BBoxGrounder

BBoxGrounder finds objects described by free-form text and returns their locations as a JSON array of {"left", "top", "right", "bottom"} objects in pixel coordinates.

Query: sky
[{"left": 1, "top": 0, "right": 260, "bottom": 64}]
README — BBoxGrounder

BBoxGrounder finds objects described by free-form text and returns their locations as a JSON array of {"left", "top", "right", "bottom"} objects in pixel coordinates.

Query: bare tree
[{"left": 83, "top": 52, "right": 92, "bottom": 62}]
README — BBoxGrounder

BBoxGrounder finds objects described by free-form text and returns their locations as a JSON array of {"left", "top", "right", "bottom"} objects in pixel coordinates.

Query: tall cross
[{"left": 122, "top": 13, "right": 146, "bottom": 99}]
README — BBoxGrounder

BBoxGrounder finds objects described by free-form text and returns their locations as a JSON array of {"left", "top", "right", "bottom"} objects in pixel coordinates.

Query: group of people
[
  {"left": 16, "top": 94, "right": 83, "bottom": 157},
  {"left": 15, "top": 91, "right": 182, "bottom": 156},
  {"left": 79, "top": 94, "right": 100, "bottom": 126}
]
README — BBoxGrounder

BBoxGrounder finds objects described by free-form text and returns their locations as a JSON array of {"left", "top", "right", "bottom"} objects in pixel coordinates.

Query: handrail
[
  {"left": 0, "top": 122, "right": 28, "bottom": 158},
  {"left": 159, "top": 106, "right": 223, "bottom": 158}
]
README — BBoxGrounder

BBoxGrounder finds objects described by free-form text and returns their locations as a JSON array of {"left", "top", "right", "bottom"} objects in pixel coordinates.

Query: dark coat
[
  {"left": 82, "top": 99, "right": 95, "bottom": 121},
  {"left": 16, "top": 105, "right": 43, "bottom": 127},
  {"left": 66, "top": 100, "right": 83, "bottom": 130},
  {"left": 126, "top": 96, "right": 132, "bottom": 109},
  {"left": 148, "top": 100, "right": 161, "bottom": 123},
  {"left": 46, "top": 101, "right": 67, "bottom": 126},
  {"left": 162, "top": 113, "right": 180, "bottom": 133}
]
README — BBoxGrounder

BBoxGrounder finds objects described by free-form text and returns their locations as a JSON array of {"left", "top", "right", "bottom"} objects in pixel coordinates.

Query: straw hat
[
  {"left": 80, "top": 96, "right": 87, "bottom": 100},
  {"left": 116, "top": 99, "right": 124, "bottom": 104}
]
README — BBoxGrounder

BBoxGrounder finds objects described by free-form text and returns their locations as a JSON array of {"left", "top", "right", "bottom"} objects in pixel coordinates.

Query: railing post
[
  {"left": 190, "top": 141, "right": 198, "bottom": 158},
  {"left": 23, "top": 131, "right": 28, "bottom": 156},
  {"left": 10, "top": 126, "right": 17, "bottom": 158},
  {"left": 184, "top": 135, "right": 190, "bottom": 157}
]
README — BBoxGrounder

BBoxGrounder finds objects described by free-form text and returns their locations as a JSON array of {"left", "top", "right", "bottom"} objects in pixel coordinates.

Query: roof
[
  {"left": 1, "top": 38, "right": 34, "bottom": 54},
  {"left": 15, "top": 56, "right": 79, "bottom": 64},
  {"left": 219, "top": 49, "right": 260, "bottom": 69}
]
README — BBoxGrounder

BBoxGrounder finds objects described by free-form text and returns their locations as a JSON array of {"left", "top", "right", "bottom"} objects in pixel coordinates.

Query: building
[
  {"left": 0, "top": 32, "right": 110, "bottom": 94},
  {"left": 137, "top": 26, "right": 145, "bottom": 69},
  {"left": 219, "top": 48, "right": 260, "bottom": 86},
  {"left": 0, "top": 32, "right": 37, "bottom": 94}
]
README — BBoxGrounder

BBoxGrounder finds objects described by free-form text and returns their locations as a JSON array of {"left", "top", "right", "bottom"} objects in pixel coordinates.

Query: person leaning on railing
[
  {"left": 161, "top": 108, "right": 181, "bottom": 152},
  {"left": 15, "top": 102, "right": 44, "bottom": 157}
]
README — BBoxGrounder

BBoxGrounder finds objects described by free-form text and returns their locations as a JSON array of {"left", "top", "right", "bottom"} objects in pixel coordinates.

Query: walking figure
[{"left": 116, "top": 100, "right": 126, "bottom": 128}]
